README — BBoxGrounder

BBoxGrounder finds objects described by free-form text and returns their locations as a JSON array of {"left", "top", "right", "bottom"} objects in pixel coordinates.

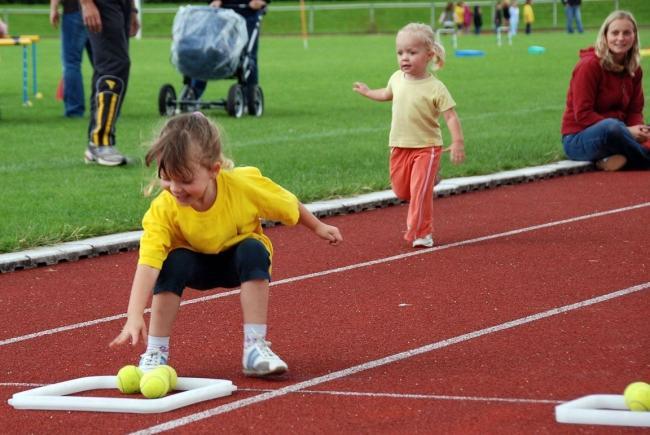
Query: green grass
[
  {"left": 0, "top": 5, "right": 649, "bottom": 252},
  {"left": 2, "top": 0, "right": 650, "bottom": 37}
]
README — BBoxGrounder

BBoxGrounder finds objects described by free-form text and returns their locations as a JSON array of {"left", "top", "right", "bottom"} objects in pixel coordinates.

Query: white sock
[
  {"left": 146, "top": 335, "right": 170, "bottom": 358},
  {"left": 243, "top": 324, "right": 267, "bottom": 348}
]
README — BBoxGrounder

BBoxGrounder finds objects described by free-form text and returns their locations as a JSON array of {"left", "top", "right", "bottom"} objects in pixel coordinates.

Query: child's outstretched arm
[
  {"left": 353, "top": 82, "right": 393, "bottom": 102},
  {"left": 109, "top": 264, "right": 159, "bottom": 348},
  {"left": 298, "top": 203, "right": 343, "bottom": 245},
  {"left": 443, "top": 107, "right": 466, "bottom": 165}
]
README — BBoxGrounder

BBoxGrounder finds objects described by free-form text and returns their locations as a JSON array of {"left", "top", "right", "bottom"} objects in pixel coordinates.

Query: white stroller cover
[{"left": 171, "top": 6, "right": 248, "bottom": 80}]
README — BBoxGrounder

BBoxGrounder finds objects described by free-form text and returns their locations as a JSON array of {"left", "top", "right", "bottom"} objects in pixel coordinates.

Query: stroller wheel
[
  {"left": 179, "top": 86, "right": 199, "bottom": 113},
  {"left": 247, "top": 85, "right": 264, "bottom": 117},
  {"left": 226, "top": 84, "right": 245, "bottom": 118},
  {"left": 158, "top": 84, "right": 177, "bottom": 116}
]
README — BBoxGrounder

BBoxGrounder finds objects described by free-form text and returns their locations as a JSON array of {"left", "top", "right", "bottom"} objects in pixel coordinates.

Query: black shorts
[{"left": 153, "top": 238, "right": 271, "bottom": 297}]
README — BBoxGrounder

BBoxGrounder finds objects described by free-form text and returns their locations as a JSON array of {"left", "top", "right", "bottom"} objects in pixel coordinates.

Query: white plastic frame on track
[
  {"left": 556, "top": 394, "right": 650, "bottom": 427},
  {"left": 8, "top": 376, "right": 236, "bottom": 413}
]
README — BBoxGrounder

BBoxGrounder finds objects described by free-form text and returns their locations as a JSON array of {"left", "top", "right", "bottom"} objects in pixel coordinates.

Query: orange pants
[{"left": 390, "top": 146, "right": 442, "bottom": 242}]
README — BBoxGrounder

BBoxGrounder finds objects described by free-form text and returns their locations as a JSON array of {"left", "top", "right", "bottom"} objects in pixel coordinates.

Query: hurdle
[
  {"left": 496, "top": 26, "right": 512, "bottom": 46},
  {"left": 436, "top": 27, "right": 458, "bottom": 49},
  {"left": 0, "top": 34, "right": 41, "bottom": 106}
]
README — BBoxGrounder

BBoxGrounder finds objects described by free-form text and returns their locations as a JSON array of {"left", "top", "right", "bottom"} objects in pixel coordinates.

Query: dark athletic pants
[
  {"left": 87, "top": 0, "right": 132, "bottom": 146},
  {"left": 153, "top": 238, "right": 271, "bottom": 297}
]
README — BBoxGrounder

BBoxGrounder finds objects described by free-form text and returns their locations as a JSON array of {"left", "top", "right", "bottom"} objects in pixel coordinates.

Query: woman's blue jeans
[
  {"left": 562, "top": 118, "right": 650, "bottom": 169},
  {"left": 61, "top": 11, "right": 90, "bottom": 117}
]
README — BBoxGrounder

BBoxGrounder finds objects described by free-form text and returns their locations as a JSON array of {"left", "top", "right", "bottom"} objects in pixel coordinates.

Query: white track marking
[
  {"left": 1, "top": 202, "right": 648, "bottom": 348},
  {"left": 132, "top": 281, "right": 650, "bottom": 434},
  {"left": 239, "top": 387, "right": 563, "bottom": 404},
  {"left": 0, "top": 383, "right": 45, "bottom": 388}
]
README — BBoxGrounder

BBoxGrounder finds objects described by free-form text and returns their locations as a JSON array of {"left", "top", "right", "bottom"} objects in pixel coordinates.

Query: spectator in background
[
  {"left": 494, "top": 1, "right": 503, "bottom": 31},
  {"left": 508, "top": 0, "right": 519, "bottom": 36},
  {"left": 0, "top": 17, "right": 8, "bottom": 37},
  {"left": 50, "top": 0, "right": 92, "bottom": 118},
  {"left": 439, "top": 2, "right": 455, "bottom": 29},
  {"left": 462, "top": 2, "right": 472, "bottom": 34},
  {"left": 80, "top": 0, "right": 139, "bottom": 166},
  {"left": 561, "top": 10, "right": 650, "bottom": 171},
  {"left": 562, "top": 0, "right": 583, "bottom": 34},
  {"left": 454, "top": 2, "right": 464, "bottom": 32},
  {"left": 473, "top": 5, "right": 483, "bottom": 35},
  {"left": 523, "top": 0, "right": 534, "bottom": 34},
  {"left": 501, "top": 0, "right": 511, "bottom": 27}
]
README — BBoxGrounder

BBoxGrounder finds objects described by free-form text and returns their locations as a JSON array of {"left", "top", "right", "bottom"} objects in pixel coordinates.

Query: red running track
[{"left": 1, "top": 170, "right": 649, "bottom": 434}]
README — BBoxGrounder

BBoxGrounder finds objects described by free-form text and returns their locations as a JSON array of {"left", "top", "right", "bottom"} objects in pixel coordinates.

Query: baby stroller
[{"left": 158, "top": 6, "right": 264, "bottom": 118}]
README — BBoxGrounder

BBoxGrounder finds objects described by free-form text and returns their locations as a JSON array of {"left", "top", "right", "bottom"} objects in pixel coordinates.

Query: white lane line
[
  {"left": 239, "top": 388, "right": 563, "bottom": 404},
  {"left": 132, "top": 281, "right": 650, "bottom": 434},
  {"left": 2, "top": 201, "right": 648, "bottom": 348},
  {"left": 0, "top": 383, "right": 45, "bottom": 388}
]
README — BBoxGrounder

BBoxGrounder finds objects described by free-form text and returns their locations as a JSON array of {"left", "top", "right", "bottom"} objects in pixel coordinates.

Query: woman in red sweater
[{"left": 561, "top": 10, "right": 650, "bottom": 171}]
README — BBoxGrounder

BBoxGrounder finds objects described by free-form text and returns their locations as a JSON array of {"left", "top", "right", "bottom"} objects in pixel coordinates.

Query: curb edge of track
[{"left": 0, "top": 160, "right": 593, "bottom": 273}]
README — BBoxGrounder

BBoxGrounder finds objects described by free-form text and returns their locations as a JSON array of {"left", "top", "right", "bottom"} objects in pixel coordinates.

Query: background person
[
  {"left": 473, "top": 5, "right": 483, "bottom": 35},
  {"left": 561, "top": 10, "right": 650, "bottom": 171},
  {"left": 109, "top": 112, "right": 342, "bottom": 376},
  {"left": 508, "top": 0, "right": 519, "bottom": 36},
  {"left": 353, "top": 23, "right": 465, "bottom": 249},
  {"left": 454, "top": 2, "right": 464, "bottom": 32},
  {"left": 438, "top": 2, "right": 455, "bottom": 29},
  {"left": 80, "top": 0, "right": 139, "bottom": 166},
  {"left": 0, "top": 17, "right": 7, "bottom": 37},
  {"left": 523, "top": 0, "right": 534, "bottom": 35},
  {"left": 50, "top": 0, "right": 92, "bottom": 118},
  {"left": 562, "top": 0, "right": 583, "bottom": 34}
]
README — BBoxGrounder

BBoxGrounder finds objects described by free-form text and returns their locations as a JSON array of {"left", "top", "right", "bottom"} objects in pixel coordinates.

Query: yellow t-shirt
[
  {"left": 523, "top": 4, "right": 534, "bottom": 23},
  {"left": 387, "top": 71, "right": 456, "bottom": 148},
  {"left": 138, "top": 166, "right": 300, "bottom": 269},
  {"left": 454, "top": 5, "right": 464, "bottom": 25}
]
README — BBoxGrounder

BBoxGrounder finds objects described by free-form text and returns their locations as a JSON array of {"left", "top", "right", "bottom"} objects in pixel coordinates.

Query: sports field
[
  {"left": 1, "top": 25, "right": 647, "bottom": 252},
  {"left": 1, "top": 3, "right": 649, "bottom": 432},
  {"left": 0, "top": 1, "right": 649, "bottom": 252},
  {"left": 2, "top": 169, "right": 649, "bottom": 432}
]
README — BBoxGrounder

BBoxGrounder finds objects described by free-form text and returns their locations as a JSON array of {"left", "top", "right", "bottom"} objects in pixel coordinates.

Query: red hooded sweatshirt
[{"left": 561, "top": 47, "right": 645, "bottom": 135}]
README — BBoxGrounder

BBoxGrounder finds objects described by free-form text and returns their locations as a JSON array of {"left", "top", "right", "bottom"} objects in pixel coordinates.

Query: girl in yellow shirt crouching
[{"left": 109, "top": 112, "right": 342, "bottom": 377}]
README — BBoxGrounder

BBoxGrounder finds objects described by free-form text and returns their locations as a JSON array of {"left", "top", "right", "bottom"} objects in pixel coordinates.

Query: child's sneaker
[
  {"left": 138, "top": 349, "right": 168, "bottom": 372},
  {"left": 242, "top": 338, "right": 288, "bottom": 377},
  {"left": 412, "top": 234, "right": 434, "bottom": 248},
  {"left": 84, "top": 144, "right": 127, "bottom": 166}
]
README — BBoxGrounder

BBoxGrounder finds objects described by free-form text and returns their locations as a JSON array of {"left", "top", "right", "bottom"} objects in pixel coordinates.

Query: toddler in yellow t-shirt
[{"left": 353, "top": 23, "right": 465, "bottom": 248}]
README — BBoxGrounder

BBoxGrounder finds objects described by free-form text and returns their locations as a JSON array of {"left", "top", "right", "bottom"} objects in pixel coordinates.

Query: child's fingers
[
  {"left": 327, "top": 228, "right": 343, "bottom": 245},
  {"left": 109, "top": 331, "right": 130, "bottom": 348}
]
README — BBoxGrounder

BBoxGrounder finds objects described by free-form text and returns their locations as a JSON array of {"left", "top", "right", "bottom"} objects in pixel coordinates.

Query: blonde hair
[
  {"left": 397, "top": 23, "right": 446, "bottom": 70},
  {"left": 594, "top": 10, "right": 640, "bottom": 76},
  {"left": 144, "top": 112, "right": 233, "bottom": 195}
]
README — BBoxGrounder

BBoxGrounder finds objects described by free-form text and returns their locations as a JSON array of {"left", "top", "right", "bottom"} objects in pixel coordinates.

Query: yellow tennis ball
[
  {"left": 116, "top": 365, "right": 143, "bottom": 394},
  {"left": 140, "top": 370, "right": 170, "bottom": 399},
  {"left": 624, "top": 381, "right": 650, "bottom": 411},
  {"left": 158, "top": 365, "right": 178, "bottom": 390}
]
